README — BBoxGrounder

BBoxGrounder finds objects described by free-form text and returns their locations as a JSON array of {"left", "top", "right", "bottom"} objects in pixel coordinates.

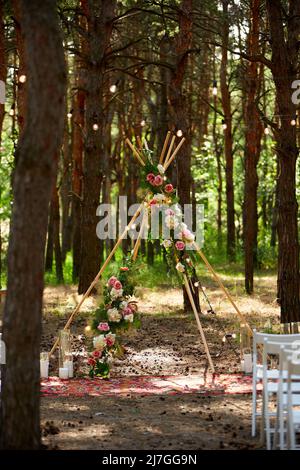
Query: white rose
[
  {"left": 124, "top": 313, "right": 134, "bottom": 323},
  {"left": 157, "top": 164, "right": 165, "bottom": 175},
  {"left": 93, "top": 335, "right": 106, "bottom": 350},
  {"left": 120, "top": 301, "right": 128, "bottom": 310},
  {"left": 165, "top": 215, "right": 179, "bottom": 229},
  {"left": 176, "top": 262, "right": 185, "bottom": 273},
  {"left": 107, "top": 308, "right": 122, "bottom": 323},
  {"left": 162, "top": 239, "right": 172, "bottom": 248},
  {"left": 110, "top": 287, "right": 123, "bottom": 299},
  {"left": 155, "top": 193, "right": 166, "bottom": 203}
]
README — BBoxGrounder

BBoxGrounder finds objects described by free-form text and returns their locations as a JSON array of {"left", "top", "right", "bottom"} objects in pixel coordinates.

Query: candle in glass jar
[
  {"left": 63, "top": 360, "right": 73, "bottom": 378},
  {"left": 59, "top": 367, "right": 69, "bottom": 379},
  {"left": 244, "top": 353, "right": 253, "bottom": 374},
  {"left": 40, "top": 360, "right": 49, "bottom": 378}
]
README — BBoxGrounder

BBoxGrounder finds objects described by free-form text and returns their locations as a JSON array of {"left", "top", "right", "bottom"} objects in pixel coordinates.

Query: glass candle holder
[
  {"left": 40, "top": 352, "right": 49, "bottom": 378},
  {"left": 59, "top": 329, "right": 71, "bottom": 370},
  {"left": 240, "top": 324, "right": 252, "bottom": 374}
]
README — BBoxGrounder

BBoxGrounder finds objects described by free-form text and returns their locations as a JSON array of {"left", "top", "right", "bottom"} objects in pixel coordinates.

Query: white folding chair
[
  {"left": 267, "top": 344, "right": 300, "bottom": 449},
  {"left": 251, "top": 330, "right": 300, "bottom": 441},
  {"left": 286, "top": 355, "right": 300, "bottom": 450}
]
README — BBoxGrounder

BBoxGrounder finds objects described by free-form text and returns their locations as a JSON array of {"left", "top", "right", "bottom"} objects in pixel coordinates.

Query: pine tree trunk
[
  {"left": 220, "top": 0, "right": 235, "bottom": 261},
  {"left": 0, "top": 0, "right": 66, "bottom": 449},
  {"left": 78, "top": 0, "right": 116, "bottom": 294},
  {"left": 0, "top": 0, "right": 7, "bottom": 288},
  {"left": 266, "top": 0, "right": 300, "bottom": 324},
  {"left": 52, "top": 185, "right": 64, "bottom": 283},
  {"left": 243, "top": 0, "right": 262, "bottom": 294}
]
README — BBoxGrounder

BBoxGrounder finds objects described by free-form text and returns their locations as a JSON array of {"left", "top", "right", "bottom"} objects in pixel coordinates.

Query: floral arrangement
[
  {"left": 88, "top": 265, "right": 140, "bottom": 378},
  {"left": 142, "top": 156, "right": 197, "bottom": 278},
  {"left": 88, "top": 141, "right": 198, "bottom": 379}
]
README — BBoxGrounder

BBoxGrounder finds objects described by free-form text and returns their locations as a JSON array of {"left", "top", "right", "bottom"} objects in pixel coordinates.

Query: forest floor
[{"left": 38, "top": 269, "right": 280, "bottom": 450}]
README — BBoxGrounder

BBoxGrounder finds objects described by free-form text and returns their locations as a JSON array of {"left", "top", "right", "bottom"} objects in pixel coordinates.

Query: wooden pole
[
  {"left": 183, "top": 274, "right": 215, "bottom": 373},
  {"left": 163, "top": 135, "right": 176, "bottom": 167},
  {"left": 159, "top": 131, "right": 171, "bottom": 164},
  {"left": 132, "top": 209, "right": 148, "bottom": 261},
  {"left": 164, "top": 137, "right": 186, "bottom": 171},
  {"left": 193, "top": 242, "right": 253, "bottom": 336},
  {"left": 49, "top": 200, "right": 146, "bottom": 357},
  {"left": 125, "top": 138, "right": 145, "bottom": 167}
]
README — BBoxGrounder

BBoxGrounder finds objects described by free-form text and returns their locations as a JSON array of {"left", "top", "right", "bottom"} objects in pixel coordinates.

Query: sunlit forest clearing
[{"left": 1, "top": 0, "right": 300, "bottom": 455}]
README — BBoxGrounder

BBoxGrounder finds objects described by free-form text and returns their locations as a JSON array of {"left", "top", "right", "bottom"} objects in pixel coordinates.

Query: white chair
[
  {"left": 274, "top": 346, "right": 300, "bottom": 449},
  {"left": 252, "top": 330, "right": 300, "bottom": 441},
  {"left": 286, "top": 354, "right": 300, "bottom": 449}
]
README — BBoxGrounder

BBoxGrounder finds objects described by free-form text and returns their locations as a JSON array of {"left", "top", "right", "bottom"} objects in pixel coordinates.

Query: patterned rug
[{"left": 41, "top": 373, "right": 261, "bottom": 397}]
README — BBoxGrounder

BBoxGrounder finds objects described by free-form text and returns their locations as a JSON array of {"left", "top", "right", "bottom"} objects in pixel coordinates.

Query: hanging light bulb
[
  {"left": 67, "top": 110, "right": 72, "bottom": 119},
  {"left": 93, "top": 123, "right": 99, "bottom": 131},
  {"left": 291, "top": 116, "right": 297, "bottom": 126},
  {"left": 140, "top": 119, "right": 146, "bottom": 127},
  {"left": 194, "top": 282, "right": 199, "bottom": 287},
  {"left": 212, "top": 80, "right": 218, "bottom": 96},
  {"left": 264, "top": 125, "right": 270, "bottom": 135},
  {"left": 9, "top": 107, "right": 15, "bottom": 116},
  {"left": 19, "top": 74, "right": 26, "bottom": 83},
  {"left": 176, "top": 129, "right": 183, "bottom": 137},
  {"left": 222, "top": 119, "right": 227, "bottom": 130},
  {"left": 109, "top": 84, "right": 117, "bottom": 93}
]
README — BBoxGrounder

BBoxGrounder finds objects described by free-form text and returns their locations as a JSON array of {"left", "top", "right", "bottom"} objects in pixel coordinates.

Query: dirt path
[{"left": 40, "top": 275, "right": 278, "bottom": 449}]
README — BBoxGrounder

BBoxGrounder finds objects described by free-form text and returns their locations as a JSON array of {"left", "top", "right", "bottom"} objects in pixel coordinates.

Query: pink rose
[
  {"left": 175, "top": 241, "right": 185, "bottom": 251},
  {"left": 87, "top": 357, "right": 96, "bottom": 366},
  {"left": 105, "top": 334, "right": 116, "bottom": 347},
  {"left": 93, "top": 350, "right": 101, "bottom": 358},
  {"left": 97, "top": 322, "right": 110, "bottom": 332},
  {"left": 154, "top": 175, "right": 163, "bottom": 186},
  {"left": 120, "top": 266, "right": 129, "bottom": 271},
  {"left": 122, "top": 306, "right": 133, "bottom": 317},
  {"left": 105, "top": 338, "right": 113, "bottom": 347},
  {"left": 108, "top": 276, "right": 117, "bottom": 287},
  {"left": 114, "top": 280, "right": 122, "bottom": 290},
  {"left": 165, "top": 208, "right": 175, "bottom": 216},
  {"left": 165, "top": 183, "right": 174, "bottom": 193},
  {"left": 149, "top": 199, "right": 157, "bottom": 206},
  {"left": 146, "top": 173, "right": 155, "bottom": 183}
]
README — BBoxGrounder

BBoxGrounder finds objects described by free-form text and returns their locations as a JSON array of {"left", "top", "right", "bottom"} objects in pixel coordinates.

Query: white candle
[
  {"left": 40, "top": 360, "right": 49, "bottom": 379},
  {"left": 64, "top": 360, "right": 73, "bottom": 378},
  {"left": 244, "top": 353, "right": 253, "bottom": 374},
  {"left": 59, "top": 367, "right": 69, "bottom": 379}
]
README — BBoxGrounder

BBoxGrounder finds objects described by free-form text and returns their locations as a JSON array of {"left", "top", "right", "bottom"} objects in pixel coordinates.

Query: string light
[
  {"left": 291, "top": 117, "right": 297, "bottom": 126},
  {"left": 140, "top": 119, "right": 146, "bottom": 127},
  {"left": 67, "top": 110, "right": 72, "bottom": 119},
  {"left": 264, "top": 125, "right": 270, "bottom": 135},
  {"left": 109, "top": 84, "right": 117, "bottom": 93},
  {"left": 222, "top": 119, "right": 227, "bottom": 130},
  {"left": 19, "top": 74, "right": 26, "bottom": 83},
  {"left": 212, "top": 80, "right": 218, "bottom": 96},
  {"left": 9, "top": 107, "right": 14, "bottom": 116},
  {"left": 176, "top": 129, "right": 183, "bottom": 137},
  {"left": 194, "top": 282, "right": 199, "bottom": 287},
  {"left": 92, "top": 123, "right": 99, "bottom": 131}
]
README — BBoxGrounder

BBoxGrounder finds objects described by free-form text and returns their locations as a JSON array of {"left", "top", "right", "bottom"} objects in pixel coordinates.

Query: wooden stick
[
  {"left": 163, "top": 135, "right": 176, "bottom": 168},
  {"left": 159, "top": 131, "right": 171, "bottom": 164},
  {"left": 125, "top": 138, "right": 145, "bottom": 167},
  {"left": 164, "top": 137, "right": 186, "bottom": 171},
  {"left": 183, "top": 274, "right": 215, "bottom": 373},
  {"left": 136, "top": 135, "right": 142, "bottom": 150},
  {"left": 193, "top": 242, "right": 253, "bottom": 336},
  {"left": 49, "top": 200, "right": 146, "bottom": 358},
  {"left": 132, "top": 210, "right": 147, "bottom": 261}
]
